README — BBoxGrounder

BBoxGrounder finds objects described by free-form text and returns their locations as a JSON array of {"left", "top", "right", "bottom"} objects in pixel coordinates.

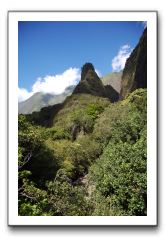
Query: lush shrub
[
  {"left": 62, "top": 136, "right": 102, "bottom": 179},
  {"left": 53, "top": 94, "right": 109, "bottom": 136},
  {"left": 19, "top": 174, "right": 92, "bottom": 216},
  {"left": 44, "top": 127, "right": 71, "bottom": 140},
  {"left": 85, "top": 103, "right": 104, "bottom": 120},
  {"left": 19, "top": 179, "right": 50, "bottom": 216},
  {"left": 46, "top": 135, "right": 102, "bottom": 180},
  {"left": 18, "top": 89, "right": 147, "bottom": 216},
  {"left": 18, "top": 115, "right": 59, "bottom": 185},
  {"left": 89, "top": 127, "right": 147, "bottom": 216},
  {"left": 93, "top": 89, "right": 147, "bottom": 145}
]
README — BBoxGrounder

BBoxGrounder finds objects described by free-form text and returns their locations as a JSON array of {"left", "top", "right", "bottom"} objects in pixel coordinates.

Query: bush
[
  {"left": 18, "top": 115, "right": 60, "bottom": 185},
  {"left": 89, "top": 127, "right": 147, "bottom": 216},
  {"left": 93, "top": 89, "right": 147, "bottom": 145},
  {"left": 18, "top": 89, "right": 147, "bottom": 216},
  {"left": 19, "top": 175, "right": 92, "bottom": 216},
  {"left": 53, "top": 94, "right": 109, "bottom": 136},
  {"left": 85, "top": 103, "right": 104, "bottom": 120},
  {"left": 44, "top": 127, "right": 71, "bottom": 140}
]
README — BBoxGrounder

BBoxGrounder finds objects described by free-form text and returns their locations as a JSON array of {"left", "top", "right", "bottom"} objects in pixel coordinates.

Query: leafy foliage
[
  {"left": 18, "top": 88, "right": 147, "bottom": 216},
  {"left": 18, "top": 31, "right": 147, "bottom": 216},
  {"left": 89, "top": 89, "right": 147, "bottom": 216},
  {"left": 45, "top": 135, "right": 102, "bottom": 180},
  {"left": 86, "top": 103, "right": 104, "bottom": 120},
  {"left": 93, "top": 88, "right": 146, "bottom": 145},
  {"left": 89, "top": 130, "right": 147, "bottom": 216},
  {"left": 18, "top": 115, "right": 60, "bottom": 185},
  {"left": 19, "top": 170, "right": 92, "bottom": 216},
  {"left": 53, "top": 94, "right": 109, "bottom": 136},
  {"left": 44, "top": 127, "right": 71, "bottom": 140}
]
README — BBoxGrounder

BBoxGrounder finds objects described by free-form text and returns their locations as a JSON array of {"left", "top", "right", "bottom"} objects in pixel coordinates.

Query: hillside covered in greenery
[{"left": 18, "top": 29, "right": 147, "bottom": 216}]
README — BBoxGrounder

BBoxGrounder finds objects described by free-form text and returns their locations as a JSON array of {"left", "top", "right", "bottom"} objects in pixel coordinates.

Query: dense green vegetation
[
  {"left": 18, "top": 29, "right": 147, "bottom": 216},
  {"left": 18, "top": 88, "right": 147, "bottom": 216}
]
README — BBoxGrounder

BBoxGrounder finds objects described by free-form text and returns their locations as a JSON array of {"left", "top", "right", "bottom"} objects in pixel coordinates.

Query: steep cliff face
[
  {"left": 73, "top": 63, "right": 119, "bottom": 102},
  {"left": 120, "top": 28, "right": 147, "bottom": 99}
]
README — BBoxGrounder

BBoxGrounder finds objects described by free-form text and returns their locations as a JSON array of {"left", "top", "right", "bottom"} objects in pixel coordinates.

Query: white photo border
[{"left": 8, "top": 11, "right": 157, "bottom": 226}]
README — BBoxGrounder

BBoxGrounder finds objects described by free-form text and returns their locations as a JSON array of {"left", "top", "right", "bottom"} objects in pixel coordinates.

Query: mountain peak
[
  {"left": 73, "top": 62, "right": 107, "bottom": 97},
  {"left": 73, "top": 62, "right": 119, "bottom": 102},
  {"left": 81, "top": 62, "right": 95, "bottom": 81}
]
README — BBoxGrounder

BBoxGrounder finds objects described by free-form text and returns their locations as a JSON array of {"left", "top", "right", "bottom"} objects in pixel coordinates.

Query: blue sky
[{"left": 18, "top": 21, "right": 145, "bottom": 101}]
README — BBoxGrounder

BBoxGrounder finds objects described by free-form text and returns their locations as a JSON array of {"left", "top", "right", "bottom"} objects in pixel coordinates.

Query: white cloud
[
  {"left": 18, "top": 88, "right": 33, "bottom": 102},
  {"left": 111, "top": 44, "right": 132, "bottom": 72},
  {"left": 18, "top": 68, "right": 81, "bottom": 102},
  {"left": 19, "top": 67, "right": 104, "bottom": 102},
  {"left": 32, "top": 67, "right": 80, "bottom": 94}
]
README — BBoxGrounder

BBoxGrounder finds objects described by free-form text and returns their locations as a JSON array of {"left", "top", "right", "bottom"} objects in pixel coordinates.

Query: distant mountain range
[
  {"left": 18, "top": 85, "right": 75, "bottom": 114},
  {"left": 101, "top": 71, "right": 122, "bottom": 94}
]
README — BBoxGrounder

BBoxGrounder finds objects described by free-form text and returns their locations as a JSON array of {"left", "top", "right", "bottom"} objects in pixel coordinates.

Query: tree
[{"left": 89, "top": 128, "right": 147, "bottom": 216}]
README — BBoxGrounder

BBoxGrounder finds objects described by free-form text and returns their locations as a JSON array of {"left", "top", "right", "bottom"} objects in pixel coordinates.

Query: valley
[{"left": 18, "top": 28, "right": 147, "bottom": 216}]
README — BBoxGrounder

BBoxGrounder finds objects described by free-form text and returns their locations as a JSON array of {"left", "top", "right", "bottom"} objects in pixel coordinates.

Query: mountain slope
[
  {"left": 18, "top": 29, "right": 147, "bottom": 216},
  {"left": 19, "top": 88, "right": 147, "bottom": 216},
  {"left": 19, "top": 85, "right": 75, "bottom": 114},
  {"left": 73, "top": 63, "right": 119, "bottom": 102},
  {"left": 101, "top": 71, "right": 122, "bottom": 93},
  {"left": 73, "top": 63, "right": 107, "bottom": 97},
  {"left": 120, "top": 28, "right": 147, "bottom": 99},
  {"left": 26, "top": 63, "right": 119, "bottom": 130},
  {"left": 19, "top": 92, "right": 54, "bottom": 114},
  {"left": 19, "top": 64, "right": 120, "bottom": 115}
]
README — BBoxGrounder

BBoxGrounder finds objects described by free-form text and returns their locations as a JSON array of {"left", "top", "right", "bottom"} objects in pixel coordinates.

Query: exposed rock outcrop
[{"left": 73, "top": 63, "right": 119, "bottom": 102}]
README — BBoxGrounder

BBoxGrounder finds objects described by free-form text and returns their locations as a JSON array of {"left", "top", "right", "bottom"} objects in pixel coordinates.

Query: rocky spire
[{"left": 81, "top": 63, "right": 95, "bottom": 81}]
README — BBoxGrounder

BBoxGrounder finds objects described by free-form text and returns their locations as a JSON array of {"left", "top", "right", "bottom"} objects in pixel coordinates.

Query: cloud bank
[
  {"left": 18, "top": 68, "right": 81, "bottom": 102},
  {"left": 111, "top": 44, "right": 132, "bottom": 72}
]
